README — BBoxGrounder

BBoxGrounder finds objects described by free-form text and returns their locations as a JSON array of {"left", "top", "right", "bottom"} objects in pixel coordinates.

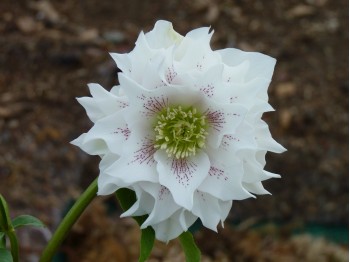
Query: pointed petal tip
[
  {"left": 87, "top": 82, "right": 100, "bottom": 89},
  {"left": 70, "top": 134, "right": 84, "bottom": 146},
  {"left": 281, "top": 145, "right": 288, "bottom": 152}
]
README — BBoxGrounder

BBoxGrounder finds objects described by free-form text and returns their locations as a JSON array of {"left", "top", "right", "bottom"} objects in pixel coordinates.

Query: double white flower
[{"left": 72, "top": 20, "right": 286, "bottom": 242}]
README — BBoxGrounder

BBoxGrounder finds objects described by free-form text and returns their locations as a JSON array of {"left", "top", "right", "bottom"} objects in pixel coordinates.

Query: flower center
[{"left": 154, "top": 106, "right": 208, "bottom": 159}]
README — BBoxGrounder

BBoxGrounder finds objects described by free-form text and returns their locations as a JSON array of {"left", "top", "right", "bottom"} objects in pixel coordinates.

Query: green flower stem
[
  {"left": 7, "top": 228, "right": 19, "bottom": 262},
  {"left": 39, "top": 178, "right": 98, "bottom": 262}
]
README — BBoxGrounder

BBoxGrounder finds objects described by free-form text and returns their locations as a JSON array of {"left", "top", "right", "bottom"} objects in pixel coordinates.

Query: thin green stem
[
  {"left": 39, "top": 178, "right": 98, "bottom": 262},
  {"left": 7, "top": 228, "right": 19, "bottom": 262}
]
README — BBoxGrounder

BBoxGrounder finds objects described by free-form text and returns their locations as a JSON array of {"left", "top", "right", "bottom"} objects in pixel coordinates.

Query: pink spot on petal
[
  {"left": 196, "top": 190, "right": 205, "bottom": 201},
  {"left": 130, "top": 138, "right": 156, "bottom": 166},
  {"left": 165, "top": 65, "right": 177, "bottom": 83},
  {"left": 158, "top": 185, "right": 170, "bottom": 200},
  {"left": 221, "top": 135, "right": 240, "bottom": 150},
  {"left": 209, "top": 166, "right": 228, "bottom": 181},
  {"left": 114, "top": 127, "right": 130, "bottom": 140},
  {"left": 137, "top": 94, "right": 169, "bottom": 117},
  {"left": 117, "top": 100, "right": 129, "bottom": 109},
  {"left": 230, "top": 96, "right": 238, "bottom": 103},
  {"left": 205, "top": 109, "right": 226, "bottom": 132},
  {"left": 171, "top": 158, "right": 197, "bottom": 187},
  {"left": 200, "top": 84, "right": 215, "bottom": 98}
]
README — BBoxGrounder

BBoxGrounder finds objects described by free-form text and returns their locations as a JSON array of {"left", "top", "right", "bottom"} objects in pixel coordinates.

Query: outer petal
[
  {"left": 116, "top": 31, "right": 155, "bottom": 81},
  {"left": 240, "top": 150, "right": 281, "bottom": 183},
  {"left": 152, "top": 209, "right": 197, "bottom": 242},
  {"left": 82, "top": 111, "right": 130, "bottom": 155},
  {"left": 254, "top": 120, "right": 287, "bottom": 153},
  {"left": 120, "top": 186, "right": 155, "bottom": 217},
  {"left": 145, "top": 20, "right": 183, "bottom": 49},
  {"left": 104, "top": 129, "right": 158, "bottom": 186},
  {"left": 240, "top": 150, "right": 264, "bottom": 183},
  {"left": 110, "top": 53, "right": 131, "bottom": 74},
  {"left": 98, "top": 153, "right": 122, "bottom": 195},
  {"left": 198, "top": 151, "right": 253, "bottom": 201},
  {"left": 192, "top": 191, "right": 221, "bottom": 231},
  {"left": 119, "top": 73, "right": 169, "bottom": 122},
  {"left": 217, "top": 48, "right": 276, "bottom": 81},
  {"left": 219, "top": 200, "right": 232, "bottom": 227},
  {"left": 228, "top": 78, "right": 272, "bottom": 109},
  {"left": 202, "top": 100, "right": 247, "bottom": 148},
  {"left": 71, "top": 133, "right": 108, "bottom": 156},
  {"left": 154, "top": 150, "right": 210, "bottom": 210},
  {"left": 222, "top": 61, "right": 249, "bottom": 85},
  {"left": 219, "top": 122, "right": 257, "bottom": 155},
  {"left": 243, "top": 181, "right": 272, "bottom": 195},
  {"left": 139, "top": 182, "right": 181, "bottom": 228},
  {"left": 176, "top": 32, "right": 220, "bottom": 73},
  {"left": 194, "top": 64, "right": 229, "bottom": 103},
  {"left": 77, "top": 83, "right": 128, "bottom": 123}
]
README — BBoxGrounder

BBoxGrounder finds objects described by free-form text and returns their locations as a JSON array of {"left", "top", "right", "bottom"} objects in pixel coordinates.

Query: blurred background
[{"left": 0, "top": 0, "right": 348, "bottom": 261}]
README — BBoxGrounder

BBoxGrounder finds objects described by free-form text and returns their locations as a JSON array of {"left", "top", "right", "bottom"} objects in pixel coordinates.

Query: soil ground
[{"left": 0, "top": 0, "right": 348, "bottom": 261}]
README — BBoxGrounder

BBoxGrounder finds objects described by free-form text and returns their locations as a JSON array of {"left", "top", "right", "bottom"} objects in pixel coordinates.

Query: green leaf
[
  {"left": 0, "top": 248, "right": 13, "bottom": 262},
  {"left": 179, "top": 231, "right": 201, "bottom": 262},
  {"left": 0, "top": 232, "right": 5, "bottom": 248},
  {"left": 138, "top": 226, "right": 155, "bottom": 262},
  {"left": 115, "top": 188, "right": 137, "bottom": 211},
  {"left": 0, "top": 195, "right": 12, "bottom": 232},
  {"left": 12, "top": 215, "right": 45, "bottom": 229}
]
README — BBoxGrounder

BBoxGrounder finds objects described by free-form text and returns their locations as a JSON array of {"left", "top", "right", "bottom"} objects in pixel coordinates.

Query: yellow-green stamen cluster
[{"left": 154, "top": 106, "right": 208, "bottom": 159}]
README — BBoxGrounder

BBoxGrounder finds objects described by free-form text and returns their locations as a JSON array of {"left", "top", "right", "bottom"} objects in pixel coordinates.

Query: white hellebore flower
[{"left": 72, "top": 20, "right": 286, "bottom": 242}]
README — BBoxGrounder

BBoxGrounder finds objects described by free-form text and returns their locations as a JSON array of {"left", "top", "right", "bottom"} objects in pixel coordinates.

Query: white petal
[
  {"left": 240, "top": 150, "right": 280, "bottom": 183},
  {"left": 203, "top": 100, "right": 247, "bottom": 148},
  {"left": 185, "top": 26, "right": 211, "bottom": 41},
  {"left": 255, "top": 120, "right": 287, "bottom": 153},
  {"left": 217, "top": 48, "right": 276, "bottom": 81},
  {"left": 194, "top": 64, "right": 229, "bottom": 102},
  {"left": 192, "top": 191, "right": 221, "bottom": 231},
  {"left": 105, "top": 132, "right": 158, "bottom": 185},
  {"left": 89, "top": 83, "right": 129, "bottom": 114},
  {"left": 83, "top": 112, "right": 130, "bottom": 155},
  {"left": 121, "top": 186, "right": 155, "bottom": 217},
  {"left": 179, "top": 210, "right": 198, "bottom": 231},
  {"left": 97, "top": 153, "right": 121, "bottom": 195},
  {"left": 241, "top": 151, "right": 264, "bottom": 183},
  {"left": 110, "top": 53, "right": 131, "bottom": 73},
  {"left": 228, "top": 78, "right": 271, "bottom": 108},
  {"left": 139, "top": 182, "right": 181, "bottom": 228},
  {"left": 123, "top": 32, "right": 156, "bottom": 82},
  {"left": 152, "top": 209, "right": 197, "bottom": 242},
  {"left": 119, "top": 73, "right": 169, "bottom": 121},
  {"left": 219, "top": 200, "right": 232, "bottom": 227},
  {"left": 145, "top": 20, "right": 183, "bottom": 49},
  {"left": 243, "top": 181, "right": 271, "bottom": 195},
  {"left": 119, "top": 74, "right": 206, "bottom": 127},
  {"left": 154, "top": 150, "right": 210, "bottom": 210},
  {"left": 98, "top": 173, "right": 122, "bottom": 195},
  {"left": 77, "top": 83, "right": 128, "bottom": 123},
  {"left": 222, "top": 61, "right": 250, "bottom": 85},
  {"left": 220, "top": 122, "right": 257, "bottom": 154},
  {"left": 76, "top": 97, "right": 103, "bottom": 123},
  {"left": 177, "top": 38, "right": 220, "bottom": 73},
  {"left": 263, "top": 170, "right": 281, "bottom": 179},
  {"left": 71, "top": 133, "right": 108, "bottom": 155},
  {"left": 198, "top": 152, "right": 253, "bottom": 201},
  {"left": 141, "top": 47, "right": 178, "bottom": 88}
]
